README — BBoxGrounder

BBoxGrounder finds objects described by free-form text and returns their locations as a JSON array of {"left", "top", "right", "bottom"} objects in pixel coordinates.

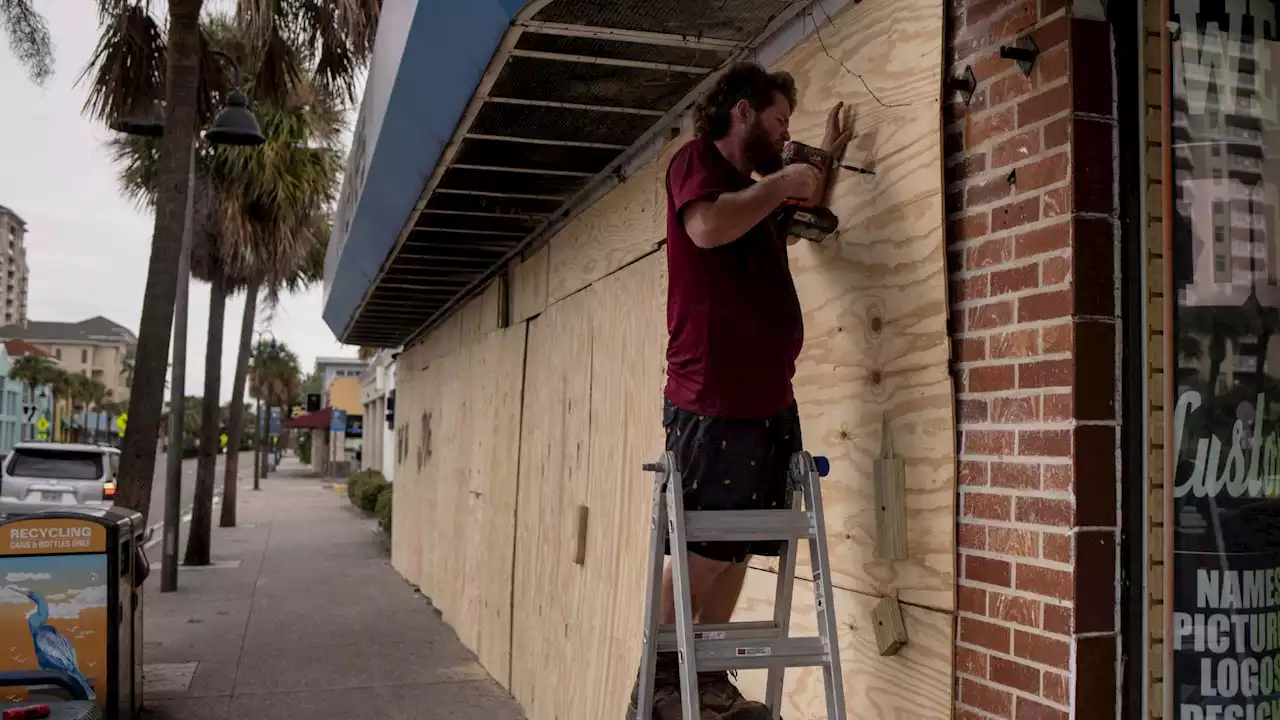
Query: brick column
[{"left": 945, "top": 1, "right": 1122, "bottom": 717}]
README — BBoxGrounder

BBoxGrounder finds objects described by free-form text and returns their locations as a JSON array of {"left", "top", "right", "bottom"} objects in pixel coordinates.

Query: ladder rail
[
  {"left": 664, "top": 455, "right": 704, "bottom": 720},
  {"left": 799, "top": 452, "right": 848, "bottom": 720},
  {"left": 635, "top": 455, "right": 672, "bottom": 720},
  {"left": 765, "top": 484, "right": 802, "bottom": 719}
]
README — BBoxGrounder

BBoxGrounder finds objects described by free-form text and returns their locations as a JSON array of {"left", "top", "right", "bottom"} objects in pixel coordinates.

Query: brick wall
[{"left": 945, "top": 0, "right": 1122, "bottom": 717}]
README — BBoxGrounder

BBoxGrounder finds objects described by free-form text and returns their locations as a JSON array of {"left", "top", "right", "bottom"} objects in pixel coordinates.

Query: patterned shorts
[{"left": 660, "top": 398, "right": 803, "bottom": 563}]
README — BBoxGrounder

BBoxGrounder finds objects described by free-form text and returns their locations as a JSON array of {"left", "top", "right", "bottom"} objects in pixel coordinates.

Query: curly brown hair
[{"left": 693, "top": 62, "right": 797, "bottom": 140}]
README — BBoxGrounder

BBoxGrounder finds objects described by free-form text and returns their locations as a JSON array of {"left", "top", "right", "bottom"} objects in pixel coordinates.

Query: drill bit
[{"left": 840, "top": 163, "right": 875, "bottom": 176}]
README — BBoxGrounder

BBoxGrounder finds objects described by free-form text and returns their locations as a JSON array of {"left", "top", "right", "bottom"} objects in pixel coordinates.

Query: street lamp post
[{"left": 113, "top": 51, "right": 265, "bottom": 594}]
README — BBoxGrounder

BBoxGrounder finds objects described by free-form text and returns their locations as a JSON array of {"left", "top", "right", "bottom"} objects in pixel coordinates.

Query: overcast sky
[{"left": 0, "top": 5, "right": 361, "bottom": 402}]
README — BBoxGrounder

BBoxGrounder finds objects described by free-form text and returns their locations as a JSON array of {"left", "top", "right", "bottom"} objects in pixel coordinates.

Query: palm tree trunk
[
  {"left": 185, "top": 272, "right": 227, "bottom": 566},
  {"left": 113, "top": 0, "right": 207, "bottom": 522},
  {"left": 220, "top": 283, "right": 258, "bottom": 527}
]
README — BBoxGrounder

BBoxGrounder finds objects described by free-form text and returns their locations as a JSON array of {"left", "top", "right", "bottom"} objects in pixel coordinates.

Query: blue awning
[{"left": 323, "top": 0, "right": 812, "bottom": 347}]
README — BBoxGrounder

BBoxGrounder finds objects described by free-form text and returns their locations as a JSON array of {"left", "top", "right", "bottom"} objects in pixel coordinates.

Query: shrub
[
  {"left": 355, "top": 471, "right": 388, "bottom": 513},
  {"left": 375, "top": 486, "right": 393, "bottom": 534},
  {"left": 346, "top": 471, "right": 367, "bottom": 503}
]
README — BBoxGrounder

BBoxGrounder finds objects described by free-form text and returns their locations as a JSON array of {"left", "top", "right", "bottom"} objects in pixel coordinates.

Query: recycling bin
[{"left": 0, "top": 506, "right": 149, "bottom": 719}]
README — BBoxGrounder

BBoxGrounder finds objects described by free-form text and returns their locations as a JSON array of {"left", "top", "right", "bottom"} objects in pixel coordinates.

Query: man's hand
[
  {"left": 775, "top": 163, "right": 822, "bottom": 200},
  {"left": 821, "top": 102, "right": 854, "bottom": 160}
]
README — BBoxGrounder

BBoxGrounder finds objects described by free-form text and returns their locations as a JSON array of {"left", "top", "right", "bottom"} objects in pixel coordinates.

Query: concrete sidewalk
[{"left": 140, "top": 459, "right": 525, "bottom": 720}]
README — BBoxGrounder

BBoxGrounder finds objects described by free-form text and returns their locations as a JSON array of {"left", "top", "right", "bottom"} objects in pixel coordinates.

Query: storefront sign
[{"left": 1168, "top": 2, "right": 1280, "bottom": 717}]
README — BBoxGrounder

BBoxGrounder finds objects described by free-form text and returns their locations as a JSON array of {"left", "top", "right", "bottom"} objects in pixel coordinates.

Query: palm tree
[
  {"left": 8, "top": 356, "right": 57, "bottom": 438},
  {"left": 248, "top": 338, "right": 301, "bottom": 473},
  {"left": 3, "top": 0, "right": 380, "bottom": 523}
]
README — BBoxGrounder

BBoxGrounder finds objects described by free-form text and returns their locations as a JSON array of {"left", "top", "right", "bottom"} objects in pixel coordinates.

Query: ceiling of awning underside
[{"left": 344, "top": 0, "right": 805, "bottom": 347}]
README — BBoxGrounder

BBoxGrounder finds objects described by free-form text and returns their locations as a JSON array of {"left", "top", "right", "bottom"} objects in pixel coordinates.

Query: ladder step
[
  {"left": 683, "top": 510, "right": 815, "bottom": 542},
  {"left": 656, "top": 621, "right": 780, "bottom": 652},
  {"left": 690, "top": 637, "right": 832, "bottom": 672}
]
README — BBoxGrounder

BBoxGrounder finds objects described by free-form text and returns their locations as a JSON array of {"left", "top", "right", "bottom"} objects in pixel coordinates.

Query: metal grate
[
  {"left": 532, "top": 0, "right": 793, "bottom": 41},
  {"left": 415, "top": 210, "right": 542, "bottom": 234},
  {"left": 454, "top": 137, "right": 621, "bottom": 175},
  {"left": 437, "top": 166, "right": 589, "bottom": 196},
  {"left": 425, "top": 192, "right": 562, "bottom": 216},
  {"left": 491, "top": 56, "right": 698, "bottom": 111},
  {"left": 515, "top": 33, "right": 732, "bottom": 68},
  {"left": 469, "top": 101, "right": 657, "bottom": 145}
]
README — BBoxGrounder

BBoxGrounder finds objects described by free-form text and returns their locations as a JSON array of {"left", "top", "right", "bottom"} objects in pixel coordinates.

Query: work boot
[
  {"left": 698, "top": 670, "right": 777, "bottom": 720},
  {"left": 625, "top": 654, "right": 723, "bottom": 720}
]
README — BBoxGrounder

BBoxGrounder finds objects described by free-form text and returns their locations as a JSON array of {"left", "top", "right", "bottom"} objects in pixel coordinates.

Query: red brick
[
  {"left": 1016, "top": 496, "right": 1073, "bottom": 525},
  {"left": 1017, "top": 696, "right": 1069, "bottom": 720},
  {"left": 965, "top": 431, "right": 1015, "bottom": 457},
  {"left": 953, "top": 274, "right": 990, "bottom": 304},
  {"left": 959, "top": 398, "right": 989, "bottom": 422},
  {"left": 955, "top": 337, "right": 987, "bottom": 362},
  {"left": 968, "top": 365, "right": 1016, "bottom": 392},
  {"left": 989, "top": 527, "right": 1039, "bottom": 559},
  {"left": 986, "top": 0, "right": 1037, "bottom": 43},
  {"left": 969, "top": 300, "right": 1015, "bottom": 330},
  {"left": 1043, "top": 604, "right": 1073, "bottom": 635},
  {"left": 1014, "top": 629, "right": 1071, "bottom": 669},
  {"left": 1043, "top": 255, "right": 1070, "bottom": 284},
  {"left": 953, "top": 213, "right": 990, "bottom": 244},
  {"left": 1018, "top": 429, "right": 1071, "bottom": 457},
  {"left": 1044, "top": 117, "right": 1070, "bottom": 149},
  {"left": 1041, "top": 322, "right": 1073, "bottom": 353},
  {"left": 1016, "top": 152, "right": 1069, "bottom": 190},
  {"left": 961, "top": 617, "right": 1013, "bottom": 653},
  {"left": 991, "top": 130, "right": 1041, "bottom": 168},
  {"left": 967, "top": 108, "right": 1017, "bottom": 149},
  {"left": 964, "top": 0, "right": 1024, "bottom": 27},
  {"left": 1043, "top": 532, "right": 1072, "bottom": 562},
  {"left": 990, "top": 655, "right": 1041, "bottom": 694},
  {"left": 991, "top": 197, "right": 1040, "bottom": 232},
  {"left": 992, "top": 396, "right": 1037, "bottom": 423},
  {"left": 1018, "top": 289, "right": 1072, "bottom": 322},
  {"left": 1042, "top": 463, "right": 1071, "bottom": 491},
  {"left": 959, "top": 460, "right": 989, "bottom": 487},
  {"left": 1016, "top": 563, "right": 1074, "bottom": 601},
  {"left": 990, "top": 329, "right": 1037, "bottom": 358},
  {"left": 967, "top": 175, "right": 1015, "bottom": 208},
  {"left": 1042, "top": 393, "right": 1073, "bottom": 421},
  {"left": 1032, "top": 10, "right": 1069, "bottom": 48},
  {"left": 990, "top": 264, "right": 1039, "bottom": 295},
  {"left": 967, "top": 555, "right": 1014, "bottom": 586},
  {"left": 956, "top": 645, "right": 989, "bottom": 677},
  {"left": 990, "top": 461, "right": 1039, "bottom": 489},
  {"left": 1015, "top": 220, "right": 1069, "bottom": 257},
  {"left": 987, "top": 72, "right": 1033, "bottom": 108},
  {"left": 967, "top": 236, "right": 1013, "bottom": 268},
  {"left": 960, "top": 677, "right": 1014, "bottom": 717},
  {"left": 1043, "top": 185, "right": 1071, "bottom": 217},
  {"left": 959, "top": 523, "right": 988, "bottom": 552},
  {"left": 1034, "top": 46, "right": 1069, "bottom": 87},
  {"left": 972, "top": 48, "right": 1012, "bottom": 82},
  {"left": 1044, "top": 671, "right": 1069, "bottom": 705},
  {"left": 1017, "top": 84, "right": 1071, "bottom": 128},
  {"left": 956, "top": 710, "right": 988, "bottom": 720},
  {"left": 1019, "top": 359, "right": 1073, "bottom": 388},
  {"left": 964, "top": 492, "right": 1013, "bottom": 521},
  {"left": 947, "top": 152, "right": 988, "bottom": 186}
]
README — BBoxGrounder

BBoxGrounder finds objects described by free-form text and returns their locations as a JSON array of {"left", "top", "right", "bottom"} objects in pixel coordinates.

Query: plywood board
[
  {"left": 459, "top": 280, "right": 504, "bottom": 347},
  {"left": 546, "top": 160, "right": 664, "bottom": 304},
  {"left": 510, "top": 289, "right": 595, "bottom": 720},
  {"left": 563, "top": 254, "right": 668, "bottom": 720},
  {"left": 733, "top": 568, "right": 955, "bottom": 719},
  {"left": 511, "top": 246, "right": 549, "bottom": 323},
  {"left": 389, "top": 348, "right": 420, "bottom": 586},
  {"left": 743, "top": 0, "right": 954, "bottom": 612},
  {"left": 418, "top": 313, "right": 462, "bottom": 367}
]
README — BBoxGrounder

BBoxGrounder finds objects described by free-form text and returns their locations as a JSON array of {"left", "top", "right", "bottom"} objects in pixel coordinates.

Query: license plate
[{"left": 40, "top": 491, "right": 62, "bottom": 503}]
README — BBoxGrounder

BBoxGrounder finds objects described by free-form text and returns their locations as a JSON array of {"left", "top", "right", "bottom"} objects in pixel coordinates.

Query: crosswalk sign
[{"left": 35, "top": 417, "right": 49, "bottom": 432}]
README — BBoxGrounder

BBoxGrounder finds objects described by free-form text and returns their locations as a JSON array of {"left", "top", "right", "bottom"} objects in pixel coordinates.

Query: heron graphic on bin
[{"left": 6, "top": 586, "right": 94, "bottom": 701}]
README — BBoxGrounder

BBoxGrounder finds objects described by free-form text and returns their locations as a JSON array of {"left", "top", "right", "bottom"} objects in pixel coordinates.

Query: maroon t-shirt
[{"left": 663, "top": 136, "right": 804, "bottom": 419}]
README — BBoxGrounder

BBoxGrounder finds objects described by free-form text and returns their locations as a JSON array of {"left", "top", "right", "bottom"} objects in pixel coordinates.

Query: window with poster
[{"left": 1165, "top": 1, "right": 1280, "bottom": 716}]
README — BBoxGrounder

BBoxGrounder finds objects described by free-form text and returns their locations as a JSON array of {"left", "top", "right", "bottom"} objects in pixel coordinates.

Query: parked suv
[{"left": 0, "top": 442, "right": 120, "bottom": 519}]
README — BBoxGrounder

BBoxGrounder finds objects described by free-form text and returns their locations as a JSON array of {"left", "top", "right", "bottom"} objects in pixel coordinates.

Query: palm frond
[
  {"left": 79, "top": 6, "right": 166, "bottom": 127},
  {"left": 106, "top": 134, "right": 162, "bottom": 210},
  {"left": 1, "top": 0, "right": 54, "bottom": 85}
]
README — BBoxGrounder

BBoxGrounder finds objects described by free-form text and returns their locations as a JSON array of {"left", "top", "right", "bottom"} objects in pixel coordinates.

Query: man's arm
[{"left": 685, "top": 164, "right": 819, "bottom": 249}]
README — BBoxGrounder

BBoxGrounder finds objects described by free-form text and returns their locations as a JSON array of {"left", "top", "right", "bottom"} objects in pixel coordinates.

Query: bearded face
[{"left": 745, "top": 115, "right": 785, "bottom": 175}]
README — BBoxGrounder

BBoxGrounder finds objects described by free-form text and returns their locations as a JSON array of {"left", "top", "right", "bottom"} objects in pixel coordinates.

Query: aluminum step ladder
[{"left": 634, "top": 449, "right": 846, "bottom": 720}]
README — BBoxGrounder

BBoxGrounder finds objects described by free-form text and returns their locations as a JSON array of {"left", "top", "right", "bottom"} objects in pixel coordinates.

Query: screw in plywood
[
  {"left": 870, "top": 591, "right": 908, "bottom": 656},
  {"left": 872, "top": 412, "right": 908, "bottom": 560},
  {"left": 573, "top": 505, "right": 589, "bottom": 565}
]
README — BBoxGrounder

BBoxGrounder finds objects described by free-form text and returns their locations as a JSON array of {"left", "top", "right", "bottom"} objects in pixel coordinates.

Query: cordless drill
[{"left": 776, "top": 140, "right": 840, "bottom": 242}]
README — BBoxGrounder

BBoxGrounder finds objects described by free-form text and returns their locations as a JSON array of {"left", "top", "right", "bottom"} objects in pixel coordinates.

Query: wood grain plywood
[
  {"left": 418, "top": 313, "right": 462, "bottom": 366},
  {"left": 743, "top": 0, "right": 953, "bottom": 612},
  {"left": 546, "top": 160, "right": 664, "bottom": 304},
  {"left": 416, "top": 358, "right": 446, "bottom": 601},
  {"left": 733, "top": 569, "right": 954, "bottom": 720},
  {"left": 510, "top": 289, "right": 595, "bottom": 720},
  {"left": 460, "top": 280, "right": 503, "bottom": 347},
  {"left": 512, "top": 246, "right": 550, "bottom": 323},
  {"left": 567, "top": 254, "right": 668, "bottom": 720},
  {"left": 389, "top": 350, "right": 420, "bottom": 586}
]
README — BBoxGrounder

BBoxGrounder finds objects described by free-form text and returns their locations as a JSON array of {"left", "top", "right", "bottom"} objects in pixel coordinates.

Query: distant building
[
  {"left": 0, "top": 206, "right": 30, "bottom": 326},
  {"left": 0, "top": 316, "right": 137, "bottom": 404},
  {"left": 0, "top": 340, "right": 54, "bottom": 448},
  {"left": 359, "top": 349, "right": 397, "bottom": 481}
]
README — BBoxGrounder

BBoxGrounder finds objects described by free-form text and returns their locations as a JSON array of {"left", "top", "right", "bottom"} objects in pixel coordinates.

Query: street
[{"left": 144, "top": 451, "right": 258, "bottom": 544}]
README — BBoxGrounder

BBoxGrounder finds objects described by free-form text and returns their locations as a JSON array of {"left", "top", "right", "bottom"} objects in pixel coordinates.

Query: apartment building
[
  {"left": 0, "top": 316, "right": 137, "bottom": 403},
  {"left": 0, "top": 206, "right": 30, "bottom": 326}
]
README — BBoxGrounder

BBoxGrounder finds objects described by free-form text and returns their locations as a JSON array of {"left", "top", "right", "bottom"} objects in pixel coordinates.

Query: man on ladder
[{"left": 627, "top": 61, "right": 852, "bottom": 720}]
